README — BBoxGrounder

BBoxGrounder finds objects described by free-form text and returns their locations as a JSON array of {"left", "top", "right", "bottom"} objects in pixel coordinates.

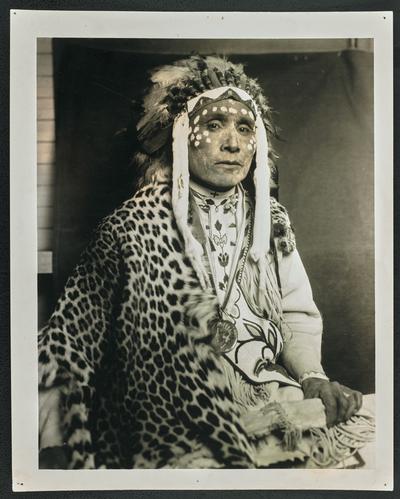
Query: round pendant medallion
[{"left": 210, "top": 319, "right": 238, "bottom": 353}]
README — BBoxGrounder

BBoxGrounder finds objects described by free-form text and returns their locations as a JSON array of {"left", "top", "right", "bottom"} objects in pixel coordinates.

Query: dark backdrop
[{"left": 51, "top": 39, "right": 374, "bottom": 393}]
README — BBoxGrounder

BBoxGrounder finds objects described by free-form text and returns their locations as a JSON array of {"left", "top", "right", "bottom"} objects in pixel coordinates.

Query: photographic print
[{"left": 10, "top": 10, "right": 393, "bottom": 491}]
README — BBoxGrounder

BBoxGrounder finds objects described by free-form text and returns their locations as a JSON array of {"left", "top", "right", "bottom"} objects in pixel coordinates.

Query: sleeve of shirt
[{"left": 278, "top": 248, "right": 327, "bottom": 382}]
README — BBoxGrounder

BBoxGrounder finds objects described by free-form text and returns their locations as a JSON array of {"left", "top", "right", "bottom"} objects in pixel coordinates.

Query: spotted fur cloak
[{"left": 38, "top": 180, "right": 296, "bottom": 469}]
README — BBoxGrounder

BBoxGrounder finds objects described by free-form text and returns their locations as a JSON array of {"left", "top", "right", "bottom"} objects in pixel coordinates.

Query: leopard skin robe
[{"left": 38, "top": 180, "right": 323, "bottom": 469}]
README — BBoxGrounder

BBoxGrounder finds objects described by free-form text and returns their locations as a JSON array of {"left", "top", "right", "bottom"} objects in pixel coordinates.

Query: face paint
[{"left": 188, "top": 98, "right": 256, "bottom": 191}]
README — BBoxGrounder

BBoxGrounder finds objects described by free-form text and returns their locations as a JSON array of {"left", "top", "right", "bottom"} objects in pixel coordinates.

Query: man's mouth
[{"left": 215, "top": 160, "right": 242, "bottom": 166}]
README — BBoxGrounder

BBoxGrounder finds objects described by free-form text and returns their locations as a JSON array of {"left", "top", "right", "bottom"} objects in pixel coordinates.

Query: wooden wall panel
[
  {"left": 37, "top": 98, "right": 55, "bottom": 120},
  {"left": 37, "top": 163, "right": 55, "bottom": 186},
  {"left": 37, "top": 38, "right": 55, "bottom": 273},
  {"left": 38, "top": 229, "right": 53, "bottom": 251},
  {"left": 37, "top": 142, "right": 55, "bottom": 164},
  {"left": 38, "top": 207, "right": 53, "bottom": 229}
]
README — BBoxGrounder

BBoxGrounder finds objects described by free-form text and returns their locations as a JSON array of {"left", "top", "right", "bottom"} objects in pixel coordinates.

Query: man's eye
[
  {"left": 238, "top": 125, "right": 252, "bottom": 133},
  {"left": 206, "top": 121, "right": 222, "bottom": 131}
]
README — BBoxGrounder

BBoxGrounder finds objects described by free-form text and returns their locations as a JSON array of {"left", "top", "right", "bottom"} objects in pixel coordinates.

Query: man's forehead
[{"left": 191, "top": 98, "right": 255, "bottom": 122}]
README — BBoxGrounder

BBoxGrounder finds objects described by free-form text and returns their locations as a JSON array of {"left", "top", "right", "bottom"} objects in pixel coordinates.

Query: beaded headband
[{"left": 187, "top": 87, "right": 258, "bottom": 117}]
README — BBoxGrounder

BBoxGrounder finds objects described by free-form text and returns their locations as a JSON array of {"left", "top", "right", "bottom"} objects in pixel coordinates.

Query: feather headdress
[
  {"left": 135, "top": 56, "right": 278, "bottom": 188},
  {"left": 134, "top": 56, "right": 280, "bottom": 292}
]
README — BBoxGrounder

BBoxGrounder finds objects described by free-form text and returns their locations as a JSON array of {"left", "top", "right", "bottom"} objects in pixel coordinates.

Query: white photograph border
[{"left": 10, "top": 10, "right": 393, "bottom": 492}]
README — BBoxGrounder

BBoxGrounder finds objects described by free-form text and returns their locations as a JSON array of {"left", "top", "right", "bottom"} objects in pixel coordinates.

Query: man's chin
[
  {"left": 202, "top": 180, "right": 239, "bottom": 192},
  {"left": 190, "top": 173, "right": 241, "bottom": 192}
]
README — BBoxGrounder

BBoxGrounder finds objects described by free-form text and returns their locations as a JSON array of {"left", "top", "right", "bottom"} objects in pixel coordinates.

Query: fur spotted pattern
[{"left": 38, "top": 181, "right": 295, "bottom": 469}]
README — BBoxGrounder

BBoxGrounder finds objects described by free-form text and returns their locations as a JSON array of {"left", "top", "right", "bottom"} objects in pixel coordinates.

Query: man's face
[{"left": 188, "top": 98, "right": 256, "bottom": 191}]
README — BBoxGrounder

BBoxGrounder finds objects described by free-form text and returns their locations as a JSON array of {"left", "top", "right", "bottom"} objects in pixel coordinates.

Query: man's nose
[{"left": 221, "top": 128, "right": 240, "bottom": 152}]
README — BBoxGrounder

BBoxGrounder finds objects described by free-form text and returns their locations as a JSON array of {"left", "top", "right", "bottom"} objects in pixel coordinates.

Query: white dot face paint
[
  {"left": 203, "top": 131, "right": 209, "bottom": 137},
  {"left": 188, "top": 127, "right": 192, "bottom": 134},
  {"left": 196, "top": 134, "right": 202, "bottom": 140},
  {"left": 194, "top": 115, "right": 200, "bottom": 124},
  {"left": 220, "top": 106, "right": 227, "bottom": 112},
  {"left": 241, "top": 108, "right": 248, "bottom": 115},
  {"left": 212, "top": 106, "right": 217, "bottom": 112},
  {"left": 190, "top": 134, "right": 195, "bottom": 141},
  {"left": 202, "top": 109, "right": 208, "bottom": 115},
  {"left": 194, "top": 126, "right": 199, "bottom": 133},
  {"left": 206, "top": 137, "right": 211, "bottom": 143},
  {"left": 194, "top": 141, "right": 200, "bottom": 147},
  {"left": 228, "top": 107, "right": 237, "bottom": 114},
  {"left": 248, "top": 111, "right": 255, "bottom": 121}
]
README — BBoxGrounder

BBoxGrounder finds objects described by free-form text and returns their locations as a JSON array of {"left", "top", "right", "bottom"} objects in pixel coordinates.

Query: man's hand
[{"left": 301, "top": 378, "right": 363, "bottom": 427}]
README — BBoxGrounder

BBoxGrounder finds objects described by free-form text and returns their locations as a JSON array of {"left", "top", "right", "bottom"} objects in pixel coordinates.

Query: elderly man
[{"left": 38, "top": 55, "right": 364, "bottom": 469}]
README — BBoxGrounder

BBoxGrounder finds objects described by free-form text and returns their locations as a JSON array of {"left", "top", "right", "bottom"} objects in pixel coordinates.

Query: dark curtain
[{"left": 52, "top": 40, "right": 374, "bottom": 393}]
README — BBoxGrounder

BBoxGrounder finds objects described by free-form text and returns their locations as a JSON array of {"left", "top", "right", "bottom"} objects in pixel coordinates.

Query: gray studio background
[{"left": 37, "top": 38, "right": 374, "bottom": 394}]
